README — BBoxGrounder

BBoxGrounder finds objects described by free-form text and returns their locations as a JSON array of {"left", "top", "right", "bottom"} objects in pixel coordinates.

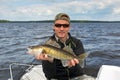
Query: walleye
[{"left": 27, "top": 44, "right": 88, "bottom": 61}]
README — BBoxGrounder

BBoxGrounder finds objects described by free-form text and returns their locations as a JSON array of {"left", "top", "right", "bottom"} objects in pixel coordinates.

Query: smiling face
[{"left": 53, "top": 20, "right": 70, "bottom": 41}]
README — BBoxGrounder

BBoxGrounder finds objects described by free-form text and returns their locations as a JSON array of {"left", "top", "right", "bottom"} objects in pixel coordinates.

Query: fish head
[{"left": 27, "top": 46, "right": 43, "bottom": 56}]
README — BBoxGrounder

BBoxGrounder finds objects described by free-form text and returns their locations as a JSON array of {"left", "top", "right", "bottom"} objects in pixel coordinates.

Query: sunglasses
[{"left": 54, "top": 24, "right": 69, "bottom": 28}]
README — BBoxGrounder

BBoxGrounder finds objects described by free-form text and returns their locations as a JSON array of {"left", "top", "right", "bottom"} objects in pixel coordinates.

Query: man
[{"left": 36, "top": 13, "right": 91, "bottom": 80}]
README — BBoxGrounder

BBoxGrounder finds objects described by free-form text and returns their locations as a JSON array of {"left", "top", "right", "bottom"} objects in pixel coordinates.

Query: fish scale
[{"left": 41, "top": 45, "right": 74, "bottom": 60}]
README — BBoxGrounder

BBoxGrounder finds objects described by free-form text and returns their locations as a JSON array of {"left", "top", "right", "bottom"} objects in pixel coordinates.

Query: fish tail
[{"left": 77, "top": 53, "right": 88, "bottom": 60}]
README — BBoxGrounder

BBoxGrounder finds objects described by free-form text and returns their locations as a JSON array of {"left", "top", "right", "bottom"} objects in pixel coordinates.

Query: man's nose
[{"left": 60, "top": 26, "right": 64, "bottom": 30}]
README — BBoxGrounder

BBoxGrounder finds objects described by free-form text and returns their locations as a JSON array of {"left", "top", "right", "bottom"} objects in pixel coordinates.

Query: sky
[{"left": 0, "top": 0, "right": 120, "bottom": 21}]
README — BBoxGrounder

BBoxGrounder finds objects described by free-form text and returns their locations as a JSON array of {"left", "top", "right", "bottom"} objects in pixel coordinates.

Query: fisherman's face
[{"left": 54, "top": 20, "right": 70, "bottom": 39}]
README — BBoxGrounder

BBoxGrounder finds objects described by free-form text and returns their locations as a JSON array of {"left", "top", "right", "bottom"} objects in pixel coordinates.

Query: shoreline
[{"left": 0, "top": 20, "right": 120, "bottom": 23}]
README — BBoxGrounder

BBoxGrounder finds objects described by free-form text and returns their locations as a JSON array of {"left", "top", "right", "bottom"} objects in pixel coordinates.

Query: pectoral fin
[{"left": 61, "top": 60, "right": 68, "bottom": 67}]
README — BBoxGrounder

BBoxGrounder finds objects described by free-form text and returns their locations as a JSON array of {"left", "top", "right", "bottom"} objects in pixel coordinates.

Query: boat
[
  {"left": 96, "top": 65, "right": 120, "bottom": 80},
  {"left": 8, "top": 63, "right": 47, "bottom": 80},
  {"left": 8, "top": 62, "right": 120, "bottom": 80},
  {"left": 8, "top": 62, "right": 95, "bottom": 80}
]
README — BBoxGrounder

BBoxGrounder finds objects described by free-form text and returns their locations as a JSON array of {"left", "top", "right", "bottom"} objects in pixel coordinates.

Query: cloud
[
  {"left": 113, "top": 8, "right": 120, "bottom": 14},
  {"left": 0, "top": 0, "right": 120, "bottom": 21}
]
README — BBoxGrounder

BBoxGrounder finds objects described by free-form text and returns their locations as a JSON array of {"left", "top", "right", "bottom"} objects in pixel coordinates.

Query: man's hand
[
  {"left": 67, "top": 58, "right": 79, "bottom": 67},
  {"left": 35, "top": 53, "right": 54, "bottom": 62}
]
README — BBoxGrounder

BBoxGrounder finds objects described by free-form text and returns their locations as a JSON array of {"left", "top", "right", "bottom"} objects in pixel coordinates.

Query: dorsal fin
[{"left": 63, "top": 46, "right": 75, "bottom": 56}]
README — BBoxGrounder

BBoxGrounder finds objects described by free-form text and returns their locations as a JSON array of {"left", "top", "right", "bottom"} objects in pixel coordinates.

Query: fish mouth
[{"left": 27, "top": 48, "right": 32, "bottom": 54}]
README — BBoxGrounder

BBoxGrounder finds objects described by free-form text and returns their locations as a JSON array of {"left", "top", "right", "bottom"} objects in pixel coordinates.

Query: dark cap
[{"left": 54, "top": 13, "right": 70, "bottom": 23}]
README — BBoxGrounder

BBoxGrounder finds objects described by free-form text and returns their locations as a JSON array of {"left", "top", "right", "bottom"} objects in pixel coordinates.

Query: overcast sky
[{"left": 0, "top": 0, "right": 120, "bottom": 21}]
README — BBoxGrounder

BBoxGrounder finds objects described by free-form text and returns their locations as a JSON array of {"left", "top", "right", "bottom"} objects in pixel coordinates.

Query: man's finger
[
  {"left": 73, "top": 58, "right": 79, "bottom": 64},
  {"left": 71, "top": 59, "right": 75, "bottom": 66}
]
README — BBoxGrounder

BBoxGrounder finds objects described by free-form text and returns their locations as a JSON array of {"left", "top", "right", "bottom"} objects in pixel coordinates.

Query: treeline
[
  {"left": 0, "top": 20, "right": 10, "bottom": 22},
  {"left": 0, "top": 20, "right": 120, "bottom": 23}
]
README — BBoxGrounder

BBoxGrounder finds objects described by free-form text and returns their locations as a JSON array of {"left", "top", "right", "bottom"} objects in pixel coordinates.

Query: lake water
[{"left": 0, "top": 22, "right": 120, "bottom": 80}]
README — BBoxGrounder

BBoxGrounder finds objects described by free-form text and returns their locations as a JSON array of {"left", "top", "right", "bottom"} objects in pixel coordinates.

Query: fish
[{"left": 27, "top": 44, "right": 88, "bottom": 61}]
